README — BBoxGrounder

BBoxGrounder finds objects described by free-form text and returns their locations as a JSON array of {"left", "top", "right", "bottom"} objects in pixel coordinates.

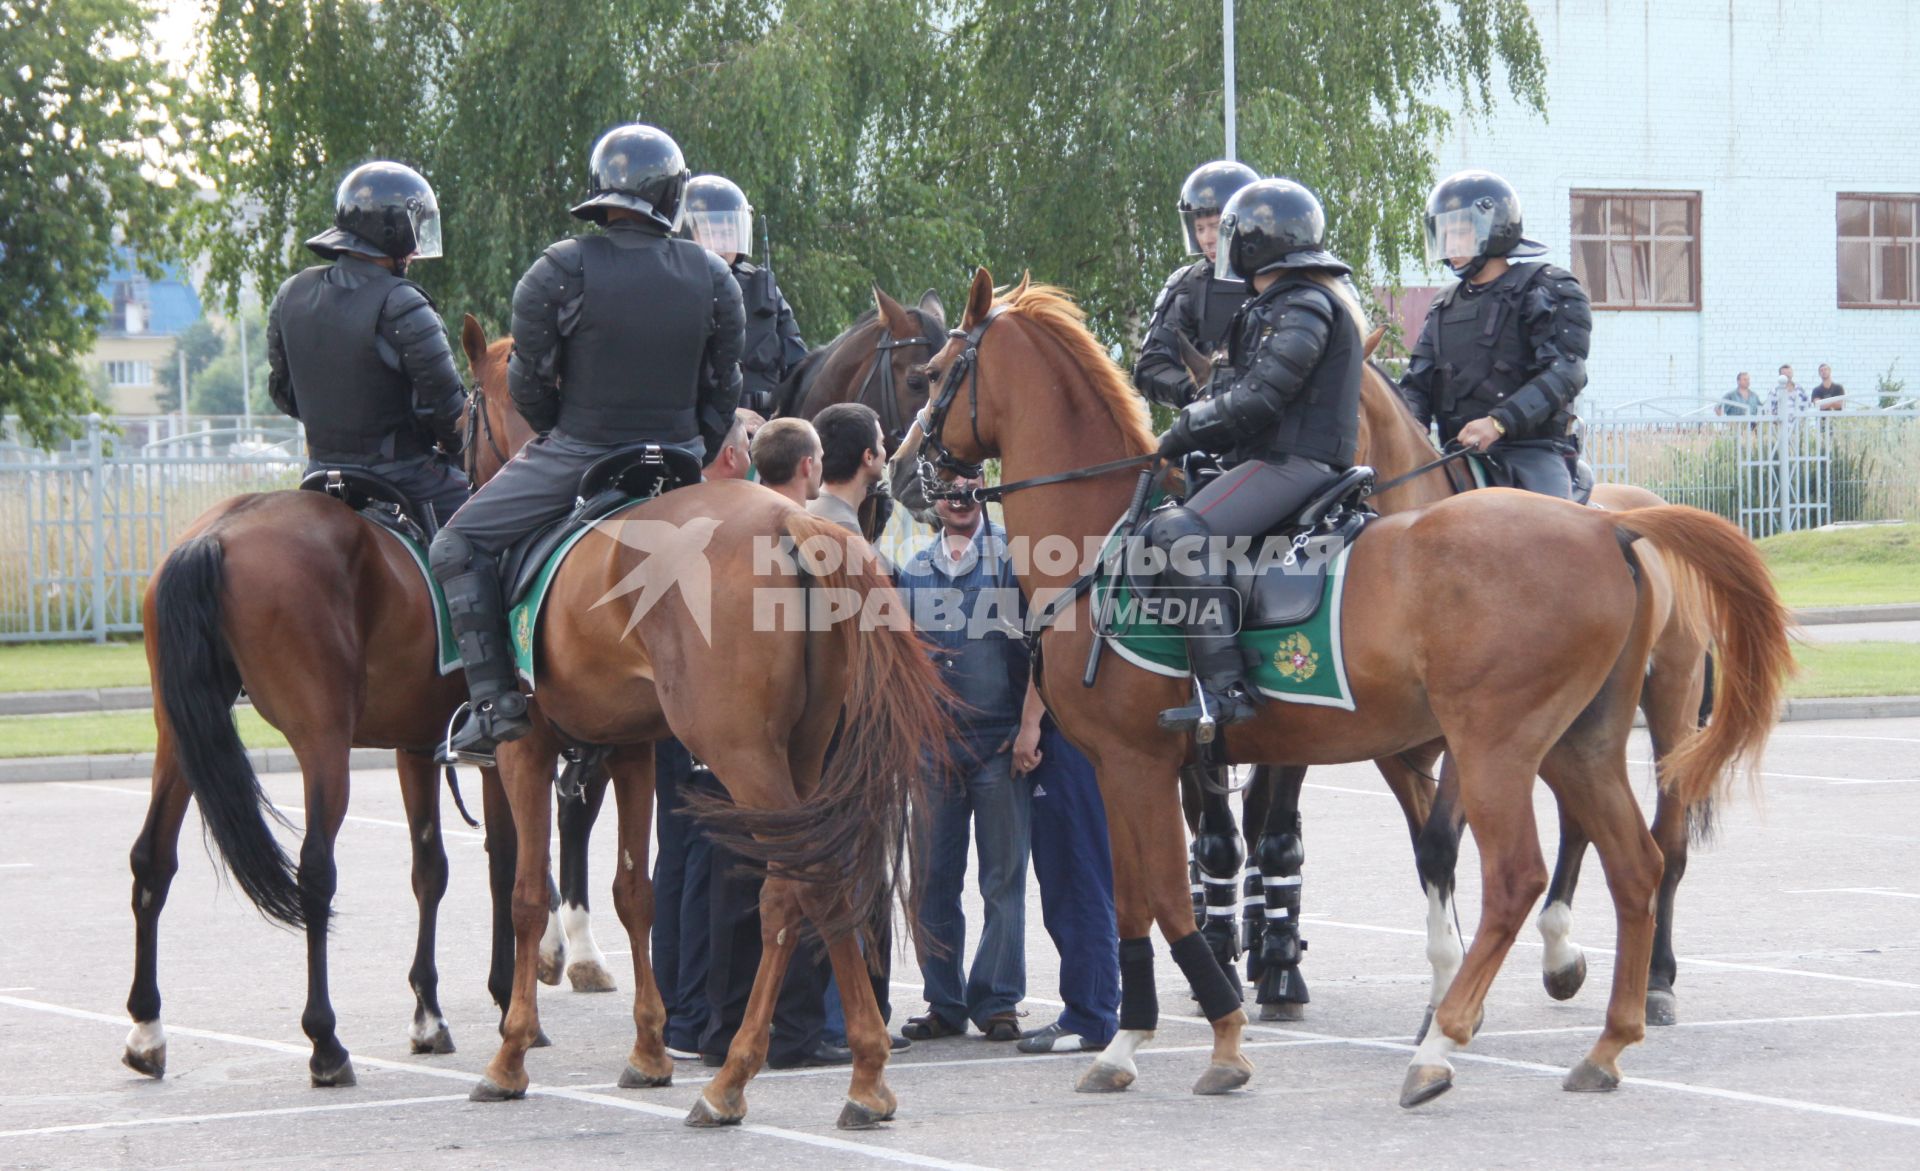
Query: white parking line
[
  {"left": 1301, "top": 916, "right": 1920, "bottom": 991},
  {"left": 0, "top": 994, "right": 999, "bottom": 1169},
  {"left": 0, "top": 1093, "right": 471, "bottom": 1140},
  {"left": 1788, "top": 887, "right": 1920, "bottom": 900},
  {"left": 44, "top": 781, "right": 487, "bottom": 843},
  {"left": 1302, "top": 782, "right": 1394, "bottom": 799}
]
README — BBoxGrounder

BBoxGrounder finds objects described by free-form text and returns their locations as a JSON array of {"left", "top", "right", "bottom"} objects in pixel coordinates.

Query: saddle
[
  {"left": 502, "top": 443, "right": 704, "bottom": 608},
  {"left": 299, "top": 467, "right": 432, "bottom": 544},
  {"left": 1128, "top": 464, "right": 1377, "bottom": 630},
  {"left": 1468, "top": 449, "right": 1596, "bottom": 506}
]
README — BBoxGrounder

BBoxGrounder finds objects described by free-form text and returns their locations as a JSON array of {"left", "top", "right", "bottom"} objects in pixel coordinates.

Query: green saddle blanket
[
  {"left": 1089, "top": 537, "right": 1357, "bottom": 712},
  {"left": 508, "top": 500, "right": 648, "bottom": 687},
  {"left": 370, "top": 524, "right": 461, "bottom": 677}
]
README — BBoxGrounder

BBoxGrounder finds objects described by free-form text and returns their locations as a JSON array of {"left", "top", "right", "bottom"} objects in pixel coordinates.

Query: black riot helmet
[
  {"left": 1216, "top": 179, "right": 1351, "bottom": 281},
  {"left": 570, "top": 123, "right": 692, "bottom": 230},
  {"left": 1422, "top": 169, "right": 1547, "bottom": 278},
  {"left": 1177, "top": 159, "right": 1261, "bottom": 256},
  {"left": 305, "top": 162, "right": 442, "bottom": 265},
  {"left": 680, "top": 174, "right": 755, "bottom": 258}
]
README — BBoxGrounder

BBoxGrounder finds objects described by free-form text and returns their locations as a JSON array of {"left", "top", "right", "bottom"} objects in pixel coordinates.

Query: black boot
[
  {"left": 433, "top": 539, "right": 531, "bottom": 766},
  {"left": 1158, "top": 614, "right": 1259, "bottom": 740},
  {"left": 1145, "top": 507, "right": 1258, "bottom": 741}
]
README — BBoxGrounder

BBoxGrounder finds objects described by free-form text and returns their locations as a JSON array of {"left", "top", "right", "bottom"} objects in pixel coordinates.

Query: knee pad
[
  {"left": 428, "top": 527, "right": 481, "bottom": 577},
  {"left": 1142, "top": 506, "right": 1210, "bottom": 575},
  {"left": 1193, "top": 831, "right": 1244, "bottom": 881}
]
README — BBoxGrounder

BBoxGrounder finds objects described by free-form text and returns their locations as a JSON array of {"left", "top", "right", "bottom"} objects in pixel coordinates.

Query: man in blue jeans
[
  {"left": 1012, "top": 693, "right": 1121, "bottom": 1053},
  {"left": 896, "top": 478, "right": 1031, "bottom": 1043}
]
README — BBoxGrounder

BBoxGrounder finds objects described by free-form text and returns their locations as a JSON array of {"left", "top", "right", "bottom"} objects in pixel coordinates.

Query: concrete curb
[
  {"left": 0, "top": 687, "right": 154, "bottom": 716},
  {"left": 1781, "top": 694, "right": 1920, "bottom": 721},
  {"left": 1793, "top": 603, "right": 1920, "bottom": 625},
  {"left": 0, "top": 747, "right": 396, "bottom": 785}
]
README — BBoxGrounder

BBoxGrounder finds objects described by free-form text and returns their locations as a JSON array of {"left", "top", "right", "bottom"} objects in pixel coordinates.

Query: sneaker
[
  {"left": 1015, "top": 1021, "right": 1090, "bottom": 1054},
  {"left": 767, "top": 1042, "right": 853, "bottom": 1070}
]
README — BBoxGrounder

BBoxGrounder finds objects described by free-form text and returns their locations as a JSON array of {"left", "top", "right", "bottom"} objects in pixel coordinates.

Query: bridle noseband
[{"left": 859, "top": 307, "right": 943, "bottom": 450}]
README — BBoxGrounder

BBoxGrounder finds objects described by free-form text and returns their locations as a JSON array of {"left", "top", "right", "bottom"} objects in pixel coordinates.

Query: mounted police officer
[
  {"left": 1399, "top": 170, "right": 1593, "bottom": 498},
  {"left": 1148, "top": 178, "right": 1366, "bottom": 736},
  {"left": 428, "top": 123, "right": 746, "bottom": 764},
  {"left": 266, "top": 161, "right": 469, "bottom": 526},
  {"left": 682, "top": 175, "right": 805, "bottom": 415},
  {"left": 1132, "top": 160, "right": 1262, "bottom": 409}
]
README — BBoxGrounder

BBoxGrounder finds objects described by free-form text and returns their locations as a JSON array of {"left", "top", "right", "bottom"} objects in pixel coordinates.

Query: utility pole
[
  {"left": 177, "top": 345, "right": 188, "bottom": 439},
  {"left": 238, "top": 305, "right": 252, "bottom": 434},
  {"left": 1223, "top": 0, "right": 1238, "bottom": 160}
]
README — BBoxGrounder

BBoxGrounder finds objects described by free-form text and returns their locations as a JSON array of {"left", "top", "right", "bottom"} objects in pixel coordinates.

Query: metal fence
[
  {"left": 1, "top": 415, "right": 305, "bottom": 642},
  {"left": 2, "top": 409, "right": 1917, "bottom": 642}
]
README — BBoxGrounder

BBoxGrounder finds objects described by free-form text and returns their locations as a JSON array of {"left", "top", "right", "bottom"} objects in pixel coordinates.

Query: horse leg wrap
[
  {"left": 1241, "top": 859, "right": 1265, "bottom": 985},
  {"left": 1171, "top": 932, "right": 1243, "bottom": 1022},
  {"left": 1254, "top": 818, "right": 1308, "bottom": 1006},
  {"left": 1188, "top": 841, "right": 1205, "bottom": 930},
  {"left": 1194, "top": 829, "right": 1243, "bottom": 971},
  {"left": 1118, "top": 937, "right": 1159, "bottom": 1032}
]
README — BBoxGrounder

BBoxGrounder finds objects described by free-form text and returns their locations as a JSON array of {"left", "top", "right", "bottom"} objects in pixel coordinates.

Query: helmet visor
[
  {"left": 1181, "top": 209, "right": 1226, "bottom": 258},
  {"left": 1212, "top": 213, "right": 1240, "bottom": 280},
  {"left": 1424, "top": 205, "right": 1493, "bottom": 266},
  {"left": 408, "top": 202, "right": 443, "bottom": 260},
  {"left": 686, "top": 208, "right": 753, "bottom": 257}
]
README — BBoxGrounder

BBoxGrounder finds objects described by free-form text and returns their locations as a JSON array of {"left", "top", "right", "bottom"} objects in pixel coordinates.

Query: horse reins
[{"left": 462, "top": 382, "right": 509, "bottom": 484}]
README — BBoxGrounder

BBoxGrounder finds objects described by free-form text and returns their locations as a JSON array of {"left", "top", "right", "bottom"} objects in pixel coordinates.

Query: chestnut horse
[
  {"left": 892, "top": 270, "right": 1791, "bottom": 1106},
  {"left": 461, "top": 367, "right": 951, "bottom": 1130},
  {"left": 130, "top": 411, "right": 516, "bottom": 1087}
]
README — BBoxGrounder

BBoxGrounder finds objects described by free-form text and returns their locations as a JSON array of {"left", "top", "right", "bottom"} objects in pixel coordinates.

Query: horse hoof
[
  {"left": 619, "top": 1063, "right": 673, "bottom": 1089},
  {"left": 410, "top": 1025, "right": 456, "bottom": 1056},
  {"left": 537, "top": 951, "right": 564, "bottom": 986},
  {"left": 311, "top": 1057, "right": 356, "bottom": 1088},
  {"left": 1192, "top": 1060, "right": 1253, "bottom": 1096},
  {"left": 531, "top": 1027, "right": 553, "bottom": 1049},
  {"left": 685, "top": 1092, "right": 744, "bottom": 1128},
  {"left": 1258, "top": 1001, "right": 1305, "bottom": 1022},
  {"left": 1399, "top": 1063, "right": 1454, "bottom": 1108},
  {"left": 566, "top": 960, "right": 618, "bottom": 994},
  {"left": 1645, "top": 988, "right": 1678, "bottom": 1027},
  {"left": 1563, "top": 1058, "right": 1621, "bottom": 1093},
  {"left": 123, "top": 1044, "right": 166, "bottom": 1079},
  {"left": 838, "top": 1098, "right": 892, "bottom": 1130},
  {"left": 1075, "top": 1061, "right": 1135, "bottom": 1094},
  {"left": 1543, "top": 952, "right": 1588, "bottom": 1002},
  {"left": 470, "top": 1075, "right": 527, "bottom": 1102}
]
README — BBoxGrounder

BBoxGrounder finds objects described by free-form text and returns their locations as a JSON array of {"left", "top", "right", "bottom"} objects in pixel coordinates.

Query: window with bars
[
  {"left": 1838, "top": 194, "right": 1920, "bottom": 308},
  {"left": 1569, "top": 191, "right": 1700, "bottom": 310}
]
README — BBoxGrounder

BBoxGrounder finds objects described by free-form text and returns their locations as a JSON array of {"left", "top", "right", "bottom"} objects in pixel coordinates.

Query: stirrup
[
  {"left": 437, "top": 703, "right": 498, "bottom": 768},
  {"left": 1159, "top": 684, "right": 1255, "bottom": 743}
]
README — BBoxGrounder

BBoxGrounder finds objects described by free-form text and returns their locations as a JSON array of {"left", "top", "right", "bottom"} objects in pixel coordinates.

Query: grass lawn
[
  {"left": 1788, "top": 640, "right": 1920, "bottom": 699},
  {"left": 0, "top": 639, "right": 150, "bottom": 692},
  {"left": 0, "top": 708, "right": 288, "bottom": 759},
  {"left": 1760, "top": 524, "right": 1920, "bottom": 607}
]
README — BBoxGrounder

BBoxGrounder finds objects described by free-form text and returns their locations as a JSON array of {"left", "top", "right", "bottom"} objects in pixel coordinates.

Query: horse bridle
[
  {"left": 857, "top": 307, "right": 943, "bottom": 449},
  {"left": 913, "top": 305, "right": 1155, "bottom": 506},
  {"left": 462, "top": 380, "right": 509, "bottom": 484}
]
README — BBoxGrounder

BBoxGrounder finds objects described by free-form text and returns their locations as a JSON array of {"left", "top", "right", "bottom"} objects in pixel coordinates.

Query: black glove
[{"left": 1157, "top": 421, "right": 1195, "bottom": 460}]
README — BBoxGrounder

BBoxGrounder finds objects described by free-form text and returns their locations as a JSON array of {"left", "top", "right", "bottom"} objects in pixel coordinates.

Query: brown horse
[
  {"left": 129, "top": 440, "right": 514, "bottom": 1086},
  {"left": 892, "top": 269, "right": 1791, "bottom": 1106},
  {"left": 462, "top": 362, "right": 951, "bottom": 1130},
  {"left": 775, "top": 287, "right": 946, "bottom": 448}
]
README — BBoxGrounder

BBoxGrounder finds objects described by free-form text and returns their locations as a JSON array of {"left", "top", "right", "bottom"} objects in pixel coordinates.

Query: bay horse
[
  {"left": 774, "top": 286, "right": 947, "bottom": 450},
  {"left": 892, "top": 269, "right": 1791, "bottom": 1106},
  {"left": 129, "top": 411, "right": 519, "bottom": 1087},
  {"left": 461, "top": 371, "right": 950, "bottom": 1130}
]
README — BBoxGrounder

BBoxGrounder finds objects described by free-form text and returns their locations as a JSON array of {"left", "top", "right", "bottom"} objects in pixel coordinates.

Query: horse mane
[
  {"left": 1363, "top": 357, "right": 1439, "bottom": 455},
  {"left": 995, "top": 283, "right": 1155, "bottom": 456}
]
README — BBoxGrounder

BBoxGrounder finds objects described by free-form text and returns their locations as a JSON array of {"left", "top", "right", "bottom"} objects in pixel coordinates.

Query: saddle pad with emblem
[
  {"left": 1090, "top": 540, "right": 1357, "bottom": 711},
  {"left": 370, "top": 524, "right": 462, "bottom": 677}
]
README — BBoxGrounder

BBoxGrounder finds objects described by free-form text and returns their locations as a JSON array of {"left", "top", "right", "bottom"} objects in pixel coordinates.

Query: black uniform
[
  {"left": 733, "top": 260, "right": 806, "bottom": 415},
  {"left": 1164, "top": 277, "right": 1361, "bottom": 537},
  {"left": 441, "top": 219, "right": 745, "bottom": 557},
  {"left": 1132, "top": 259, "right": 1250, "bottom": 409},
  {"left": 1399, "top": 262, "right": 1592, "bottom": 497},
  {"left": 266, "top": 254, "right": 471, "bottom": 525}
]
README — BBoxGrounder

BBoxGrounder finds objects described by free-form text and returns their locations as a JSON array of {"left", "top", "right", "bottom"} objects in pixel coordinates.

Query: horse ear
[
  {"left": 873, "top": 285, "right": 914, "bottom": 338},
  {"left": 917, "top": 288, "right": 946, "bottom": 326},
  {"left": 1013, "top": 269, "right": 1032, "bottom": 298},
  {"left": 461, "top": 314, "right": 488, "bottom": 372},
  {"left": 1363, "top": 325, "right": 1387, "bottom": 360},
  {"left": 964, "top": 267, "right": 995, "bottom": 327}
]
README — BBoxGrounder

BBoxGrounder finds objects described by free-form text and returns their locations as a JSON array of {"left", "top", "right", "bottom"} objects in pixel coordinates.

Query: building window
[
  {"left": 104, "top": 360, "right": 153, "bottom": 386},
  {"left": 1569, "top": 190, "right": 1700, "bottom": 310},
  {"left": 1838, "top": 194, "right": 1920, "bottom": 308}
]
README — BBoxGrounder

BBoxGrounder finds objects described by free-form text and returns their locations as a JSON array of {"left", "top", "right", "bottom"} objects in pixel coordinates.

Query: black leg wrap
[
  {"left": 1118, "top": 936, "right": 1159, "bottom": 1031},
  {"left": 1241, "top": 859, "right": 1264, "bottom": 983},
  {"left": 1251, "top": 821, "right": 1308, "bottom": 1005},
  {"left": 1194, "top": 827, "right": 1243, "bottom": 969},
  {"left": 1171, "top": 932, "right": 1242, "bottom": 1022},
  {"left": 1188, "top": 841, "right": 1205, "bottom": 930}
]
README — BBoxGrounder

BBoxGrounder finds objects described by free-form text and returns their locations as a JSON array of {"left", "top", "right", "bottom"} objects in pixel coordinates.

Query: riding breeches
[
  {"left": 1491, "top": 441, "right": 1574, "bottom": 500},
  {"left": 1188, "top": 456, "right": 1340, "bottom": 539}
]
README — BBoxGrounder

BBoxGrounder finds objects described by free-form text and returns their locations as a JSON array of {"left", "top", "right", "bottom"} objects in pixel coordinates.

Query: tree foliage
[
  {"left": 193, "top": 0, "right": 1542, "bottom": 358},
  {"left": 0, "top": 0, "right": 194, "bottom": 443}
]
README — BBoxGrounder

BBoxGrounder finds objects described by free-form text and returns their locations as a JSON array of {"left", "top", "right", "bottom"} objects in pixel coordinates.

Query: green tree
[
  {"left": 946, "top": 0, "right": 1545, "bottom": 354},
  {"left": 0, "top": 0, "right": 195, "bottom": 444},
  {"left": 153, "top": 318, "right": 224, "bottom": 411}
]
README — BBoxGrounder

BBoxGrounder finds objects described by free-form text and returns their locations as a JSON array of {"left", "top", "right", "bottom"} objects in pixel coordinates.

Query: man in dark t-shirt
[{"left": 1812, "top": 363, "right": 1846, "bottom": 410}]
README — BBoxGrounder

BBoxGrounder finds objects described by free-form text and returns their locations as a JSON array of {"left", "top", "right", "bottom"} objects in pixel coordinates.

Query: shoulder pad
[
  {"left": 382, "top": 278, "right": 436, "bottom": 316},
  {"left": 540, "top": 236, "right": 589, "bottom": 277},
  {"left": 732, "top": 259, "right": 761, "bottom": 276},
  {"left": 1275, "top": 282, "right": 1337, "bottom": 319},
  {"left": 703, "top": 246, "right": 735, "bottom": 281}
]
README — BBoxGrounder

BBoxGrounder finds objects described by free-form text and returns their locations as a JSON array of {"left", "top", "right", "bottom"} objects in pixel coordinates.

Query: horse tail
[
  {"left": 693, "top": 511, "right": 952, "bottom": 951},
  {"left": 1609, "top": 506, "right": 1795, "bottom": 811},
  {"left": 150, "top": 534, "right": 306, "bottom": 928}
]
